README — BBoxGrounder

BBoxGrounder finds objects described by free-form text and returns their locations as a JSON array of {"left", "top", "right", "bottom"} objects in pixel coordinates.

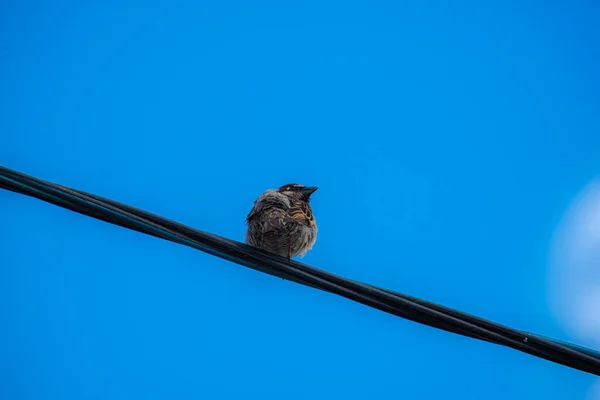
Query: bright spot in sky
[
  {"left": 548, "top": 179, "right": 600, "bottom": 399},
  {"left": 549, "top": 179, "right": 600, "bottom": 344},
  {"left": 588, "top": 380, "right": 600, "bottom": 400}
]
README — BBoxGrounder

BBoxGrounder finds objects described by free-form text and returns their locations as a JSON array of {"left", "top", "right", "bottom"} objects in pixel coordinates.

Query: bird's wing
[
  {"left": 246, "top": 191, "right": 315, "bottom": 229},
  {"left": 288, "top": 199, "right": 316, "bottom": 228},
  {"left": 245, "top": 195, "right": 283, "bottom": 222},
  {"left": 245, "top": 202, "right": 259, "bottom": 222},
  {"left": 247, "top": 205, "right": 290, "bottom": 234}
]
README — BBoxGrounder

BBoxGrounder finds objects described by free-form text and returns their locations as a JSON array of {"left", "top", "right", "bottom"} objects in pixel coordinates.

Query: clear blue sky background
[{"left": 1, "top": 0, "right": 600, "bottom": 399}]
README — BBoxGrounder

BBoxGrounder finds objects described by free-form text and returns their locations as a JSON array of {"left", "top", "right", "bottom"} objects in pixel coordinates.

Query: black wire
[{"left": 2, "top": 165, "right": 600, "bottom": 376}]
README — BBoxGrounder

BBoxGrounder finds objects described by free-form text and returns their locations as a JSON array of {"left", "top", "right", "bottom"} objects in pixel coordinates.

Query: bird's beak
[{"left": 301, "top": 186, "right": 318, "bottom": 197}]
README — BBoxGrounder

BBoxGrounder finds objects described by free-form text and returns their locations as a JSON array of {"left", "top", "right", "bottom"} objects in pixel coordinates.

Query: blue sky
[{"left": 1, "top": 0, "right": 600, "bottom": 399}]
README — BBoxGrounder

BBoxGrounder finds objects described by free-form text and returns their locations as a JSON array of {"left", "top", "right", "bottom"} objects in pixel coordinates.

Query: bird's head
[{"left": 277, "top": 183, "right": 318, "bottom": 202}]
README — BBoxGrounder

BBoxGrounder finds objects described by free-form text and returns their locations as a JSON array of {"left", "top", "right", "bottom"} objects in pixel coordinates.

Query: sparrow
[{"left": 245, "top": 183, "right": 318, "bottom": 260}]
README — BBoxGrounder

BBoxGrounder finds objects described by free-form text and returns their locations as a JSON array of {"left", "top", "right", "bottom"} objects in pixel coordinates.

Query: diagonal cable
[{"left": 1, "top": 165, "right": 599, "bottom": 375}]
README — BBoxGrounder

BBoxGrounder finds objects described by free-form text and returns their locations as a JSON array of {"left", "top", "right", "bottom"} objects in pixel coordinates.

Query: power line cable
[{"left": 1, "top": 165, "right": 599, "bottom": 375}]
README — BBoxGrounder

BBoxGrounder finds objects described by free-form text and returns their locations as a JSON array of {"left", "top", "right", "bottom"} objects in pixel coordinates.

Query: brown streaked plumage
[{"left": 245, "top": 183, "right": 318, "bottom": 260}]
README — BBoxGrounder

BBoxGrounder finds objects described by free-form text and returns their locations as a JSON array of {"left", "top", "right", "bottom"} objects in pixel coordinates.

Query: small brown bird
[{"left": 245, "top": 183, "right": 318, "bottom": 260}]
